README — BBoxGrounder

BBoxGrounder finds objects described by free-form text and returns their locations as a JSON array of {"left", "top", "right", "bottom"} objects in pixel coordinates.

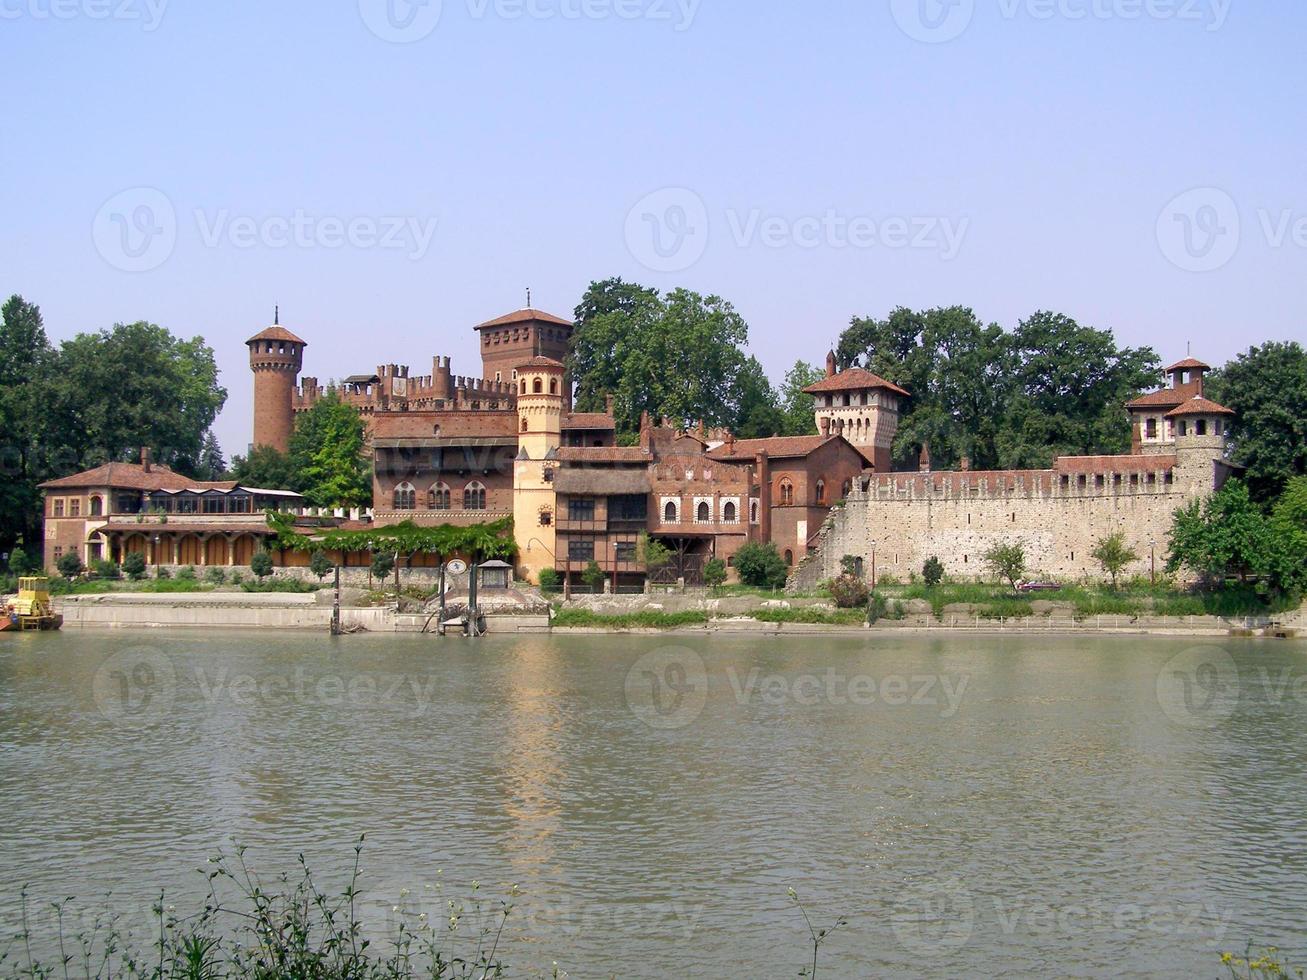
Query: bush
[
  {"left": 155, "top": 565, "right": 172, "bottom": 580},
  {"left": 91, "top": 559, "right": 122, "bottom": 580},
  {"left": 703, "top": 557, "right": 728, "bottom": 591},
  {"left": 537, "top": 567, "right": 561, "bottom": 594},
  {"left": 310, "top": 549, "right": 334, "bottom": 580},
  {"left": 829, "top": 574, "right": 870, "bottom": 609},
  {"left": 250, "top": 549, "right": 274, "bottom": 579},
  {"left": 205, "top": 566, "right": 226, "bottom": 585},
  {"left": 923, "top": 556, "right": 944, "bottom": 587},
  {"left": 866, "top": 591, "right": 889, "bottom": 624},
  {"left": 176, "top": 565, "right": 196, "bottom": 581},
  {"left": 370, "top": 551, "right": 395, "bottom": 582},
  {"left": 56, "top": 552, "right": 84, "bottom": 579},
  {"left": 734, "top": 541, "right": 788, "bottom": 589},
  {"left": 229, "top": 570, "right": 245, "bottom": 586},
  {"left": 241, "top": 577, "right": 320, "bottom": 594},
  {"left": 7, "top": 546, "right": 31, "bottom": 575},
  {"left": 840, "top": 554, "right": 861, "bottom": 578},
  {"left": 581, "top": 560, "right": 606, "bottom": 593},
  {"left": 122, "top": 552, "right": 147, "bottom": 581}
]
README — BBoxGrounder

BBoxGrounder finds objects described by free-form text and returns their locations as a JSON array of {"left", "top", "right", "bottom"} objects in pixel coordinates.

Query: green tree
[
  {"left": 191, "top": 431, "right": 227, "bottom": 481},
  {"left": 7, "top": 547, "right": 31, "bottom": 575},
  {"left": 922, "top": 556, "right": 944, "bottom": 587},
  {"left": 309, "top": 550, "right": 334, "bottom": 581},
  {"left": 733, "top": 541, "right": 788, "bottom": 589},
  {"left": 370, "top": 550, "right": 395, "bottom": 584},
  {"left": 581, "top": 560, "right": 606, "bottom": 593},
  {"left": 984, "top": 542, "right": 1026, "bottom": 591},
  {"left": 56, "top": 552, "right": 83, "bottom": 579},
  {"left": 703, "top": 557, "right": 728, "bottom": 591},
  {"left": 0, "top": 296, "right": 53, "bottom": 554},
  {"left": 122, "top": 552, "right": 147, "bottom": 581},
  {"left": 732, "top": 356, "right": 785, "bottom": 439},
  {"left": 537, "top": 568, "right": 562, "bottom": 593},
  {"left": 250, "top": 549, "right": 274, "bottom": 579},
  {"left": 231, "top": 445, "right": 299, "bottom": 491},
  {"left": 1167, "top": 480, "right": 1279, "bottom": 586},
  {"left": 1090, "top": 531, "right": 1140, "bottom": 589},
  {"left": 289, "top": 393, "right": 370, "bottom": 507},
  {"left": 777, "top": 360, "right": 824, "bottom": 437},
  {"left": 1207, "top": 342, "right": 1307, "bottom": 503},
  {"left": 639, "top": 534, "right": 671, "bottom": 575}
]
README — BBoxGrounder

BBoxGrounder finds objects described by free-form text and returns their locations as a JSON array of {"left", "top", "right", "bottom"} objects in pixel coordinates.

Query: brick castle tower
[
  {"left": 475, "top": 307, "right": 573, "bottom": 408},
  {"left": 513, "top": 355, "right": 566, "bottom": 583},
  {"left": 247, "top": 312, "right": 306, "bottom": 453}
]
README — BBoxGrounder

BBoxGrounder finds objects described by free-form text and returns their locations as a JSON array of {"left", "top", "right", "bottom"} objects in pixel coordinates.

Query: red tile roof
[
  {"left": 1166, "top": 357, "right": 1211, "bottom": 372},
  {"left": 247, "top": 325, "right": 307, "bottom": 345},
  {"left": 802, "top": 368, "right": 910, "bottom": 397},
  {"left": 1125, "top": 380, "right": 1203, "bottom": 410},
  {"left": 39, "top": 462, "right": 200, "bottom": 492},
  {"left": 1166, "top": 396, "right": 1234, "bottom": 417},
  {"left": 1054, "top": 455, "right": 1177, "bottom": 474},
  {"left": 476, "top": 308, "right": 573, "bottom": 329},
  {"left": 709, "top": 435, "right": 839, "bottom": 460},
  {"left": 562, "top": 412, "right": 615, "bottom": 429},
  {"left": 556, "top": 446, "right": 651, "bottom": 463},
  {"left": 518, "top": 355, "right": 565, "bottom": 370},
  {"left": 97, "top": 521, "right": 275, "bottom": 536}
]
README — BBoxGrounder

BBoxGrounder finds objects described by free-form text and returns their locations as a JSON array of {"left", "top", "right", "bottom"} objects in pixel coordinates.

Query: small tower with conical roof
[
  {"left": 513, "top": 356, "right": 565, "bottom": 584},
  {"left": 247, "top": 314, "right": 306, "bottom": 453}
]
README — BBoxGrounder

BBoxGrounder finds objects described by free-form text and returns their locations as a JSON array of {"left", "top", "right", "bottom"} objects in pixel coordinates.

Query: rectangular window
[
  {"left": 69, "top": 498, "right": 80, "bottom": 517},
  {"left": 615, "top": 541, "right": 637, "bottom": 562},
  {"left": 608, "top": 495, "right": 647, "bottom": 522},
  {"left": 53, "top": 499, "right": 65, "bottom": 517},
  {"left": 568, "top": 538, "right": 595, "bottom": 561},
  {"left": 568, "top": 498, "right": 596, "bottom": 521},
  {"left": 1145, "top": 418, "right": 1158, "bottom": 439}
]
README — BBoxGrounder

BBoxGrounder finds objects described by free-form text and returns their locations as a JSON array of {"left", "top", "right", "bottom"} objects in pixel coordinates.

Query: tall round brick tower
[{"left": 247, "top": 316, "right": 306, "bottom": 454}]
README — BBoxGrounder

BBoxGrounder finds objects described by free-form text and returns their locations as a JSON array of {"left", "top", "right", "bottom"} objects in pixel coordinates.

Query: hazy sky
[{"left": 3, "top": 0, "right": 1303, "bottom": 459}]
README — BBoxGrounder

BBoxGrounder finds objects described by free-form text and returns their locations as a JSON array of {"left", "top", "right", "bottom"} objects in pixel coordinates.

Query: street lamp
[
  {"left": 1149, "top": 537, "right": 1156, "bottom": 587},
  {"left": 870, "top": 539, "right": 877, "bottom": 590},
  {"left": 152, "top": 534, "right": 160, "bottom": 574}
]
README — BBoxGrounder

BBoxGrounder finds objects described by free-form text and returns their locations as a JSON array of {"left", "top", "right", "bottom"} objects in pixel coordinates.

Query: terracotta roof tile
[
  {"left": 39, "top": 462, "right": 198, "bottom": 492},
  {"left": 709, "top": 435, "right": 837, "bottom": 460},
  {"left": 562, "top": 412, "right": 615, "bottom": 429},
  {"left": 476, "top": 308, "right": 573, "bottom": 329},
  {"left": 802, "top": 368, "right": 910, "bottom": 397},
  {"left": 518, "top": 355, "right": 565, "bottom": 370},
  {"left": 247, "top": 325, "right": 307, "bottom": 345},
  {"left": 1125, "top": 380, "right": 1203, "bottom": 409},
  {"left": 1166, "top": 396, "right": 1234, "bottom": 417},
  {"left": 1054, "top": 455, "right": 1178, "bottom": 474},
  {"left": 1166, "top": 357, "right": 1211, "bottom": 372},
  {"left": 556, "top": 447, "right": 651, "bottom": 464}
]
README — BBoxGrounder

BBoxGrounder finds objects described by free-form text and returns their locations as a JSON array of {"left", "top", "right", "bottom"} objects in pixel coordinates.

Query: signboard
[{"left": 447, "top": 559, "right": 467, "bottom": 575}]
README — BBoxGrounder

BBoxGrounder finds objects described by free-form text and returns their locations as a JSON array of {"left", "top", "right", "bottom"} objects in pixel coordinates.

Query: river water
[{"left": 1, "top": 630, "right": 1305, "bottom": 978}]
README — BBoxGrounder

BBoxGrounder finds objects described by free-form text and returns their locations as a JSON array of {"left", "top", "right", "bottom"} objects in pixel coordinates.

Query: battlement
[
  {"left": 293, "top": 356, "right": 517, "bottom": 418},
  {"left": 860, "top": 454, "right": 1182, "bottom": 502}
]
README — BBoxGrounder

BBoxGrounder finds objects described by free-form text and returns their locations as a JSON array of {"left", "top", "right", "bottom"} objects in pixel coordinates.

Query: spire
[
  {"left": 526, "top": 286, "right": 532, "bottom": 308},
  {"left": 274, "top": 305, "right": 280, "bottom": 326}
]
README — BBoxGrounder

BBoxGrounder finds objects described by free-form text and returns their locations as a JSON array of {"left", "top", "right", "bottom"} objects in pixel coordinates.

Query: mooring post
[{"left": 331, "top": 565, "right": 341, "bottom": 636}]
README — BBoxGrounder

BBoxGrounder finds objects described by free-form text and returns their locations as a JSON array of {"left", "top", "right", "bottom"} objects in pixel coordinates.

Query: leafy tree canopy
[{"left": 288, "top": 393, "right": 371, "bottom": 508}]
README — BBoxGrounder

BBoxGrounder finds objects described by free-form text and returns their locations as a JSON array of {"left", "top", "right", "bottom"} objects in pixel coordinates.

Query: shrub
[
  {"left": 205, "top": 566, "right": 226, "bottom": 584},
  {"left": 703, "top": 557, "right": 728, "bottom": 591},
  {"left": 876, "top": 574, "right": 902, "bottom": 587},
  {"left": 923, "top": 556, "right": 944, "bottom": 587},
  {"left": 734, "top": 541, "right": 788, "bottom": 589},
  {"left": 92, "top": 559, "right": 122, "bottom": 580},
  {"left": 229, "top": 571, "right": 245, "bottom": 586},
  {"left": 581, "top": 560, "right": 606, "bottom": 593},
  {"left": 840, "top": 554, "right": 862, "bottom": 578},
  {"left": 7, "top": 546, "right": 31, "bottom": 575},
  {"left": 1091, "top": 531, "right": 1139, "bottom": 589},
  {"left": 310, "top": 549, "right": 334, "bottom": 580},
  {"left": 176, "top": 565, "right": 196, "bottom": 580},
  {"left": 155, "top": 565, "right": 172, "bottom": 580},
  {"left": 56, "top": 552, "right": 84, "bottom": 579},
  {"left": 866, "top": 591, "right": 889, "bottom": 624},
  {"left": 537, "top": 568, "right": 561, "bottom": 594},
  {"left": 829, "top": 574, "right": 870, "bottom": 609},
  {"left": 250, "top": 549, "right": 274, "bottom": 579},
  {"left": 122, "top": 552, "right": 147, "bottom": 581},
  {"left": 983, "top": 542, "right": 1027, "bottom": 591},
  {"left": 370, "top": 551, "right": 395, "bottom": 582}
]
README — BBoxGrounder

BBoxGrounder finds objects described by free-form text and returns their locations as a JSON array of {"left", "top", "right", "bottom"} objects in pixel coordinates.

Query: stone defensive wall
[
  {"left": 294, "top": 358, "right": 517, "bottom": 417},
  {"left": 790, "top": 453, "right": 1207, "bottom": 591}
]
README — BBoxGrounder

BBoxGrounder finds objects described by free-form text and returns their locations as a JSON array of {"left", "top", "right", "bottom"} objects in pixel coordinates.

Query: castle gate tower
[
  {"left": 513, "top": 356, "right": 565, "bottom": 584},
  {"left": 475, "top": 308, "right": 574, "bottom": 409},
  {"left": 247, "top": 320, "right": 306, "bottom": 453}
]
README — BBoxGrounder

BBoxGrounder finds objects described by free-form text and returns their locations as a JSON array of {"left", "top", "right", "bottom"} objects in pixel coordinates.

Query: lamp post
[
  {"left": 152, "top": 534, "right": 160, "bottom": 575},
  {"left": 870, "top": 539, "right": 877, "bottom": 590},
  {"left": 1149, "top": 537, "right": 1156, "bottom": 587}
]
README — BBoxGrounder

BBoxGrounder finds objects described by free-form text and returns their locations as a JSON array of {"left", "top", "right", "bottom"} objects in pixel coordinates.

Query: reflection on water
[{"left": 1, "top": 630, "right": 1306, "bottom": 978}]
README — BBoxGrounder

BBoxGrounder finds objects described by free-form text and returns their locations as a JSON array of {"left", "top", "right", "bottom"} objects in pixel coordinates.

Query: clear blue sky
[{"left": 3, "top": 0, "right": 1303, "bottom": 459}]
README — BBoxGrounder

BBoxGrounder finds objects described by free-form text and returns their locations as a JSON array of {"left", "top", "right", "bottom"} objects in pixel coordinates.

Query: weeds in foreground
[
  {"left": 787, "top": 889, "right": 846, "bottom": 979},
  {"left": 1223, "top": 946, "right": 1304, "bottom": 979},
  {"left": 1, "top": 837, "right": 517, "bottom": 980}
]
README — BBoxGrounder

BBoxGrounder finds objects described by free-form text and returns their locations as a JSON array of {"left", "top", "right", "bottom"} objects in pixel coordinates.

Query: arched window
[
  {"left": 1178, "top": 420, "right": 1188, "bottom": 436},
  {"left": 549, "top": 378, "right": 558, "bottom": 395},
  {"left": 784, "top": 549, "right": 794, "bottom": 566},
  {"left": 533, "top": 378, "right": 543, "bottom": 394},
  {"left": 696, "top": 501, "right": 710, "bottom": 522},
  {"left": 723, "top": 501, "right": 738, "bottom": 523},
  {"left": 522, "top": 418, "right": 529, "bottom": 433},
  {"left": 90, "top": 496, "right": 103, "bottom": 517},
  {"left": 750, "top": 501, "right": 759, "bottom": 524},
  {"left": 1196, "top": 419, "right": 1208, "bottom": 436},
  {"left": 428, "top": 484, "right": 451, "bottom": 511},
  {"left": 815, "top": 480, "right": 826, "bottom": 504},
  {"left": 520, "top": 380, "right": 527, "bottom": 394},
  {"left": 842, "top": 479, "right": 852, "bottom": 497},
  {"left": 393, "top": 483, "right": 416, "bottom": 510},
  {"left": 464, "top": 481, "right": 486, "bottom": 510},
  {"left": 779, "top": 480, "right": 794, "bottom": 505},
  {"left": 664, "top": 500, "right": 678, "bottom": 522}
]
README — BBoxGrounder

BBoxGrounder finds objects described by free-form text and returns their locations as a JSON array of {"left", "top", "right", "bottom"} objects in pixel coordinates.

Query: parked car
[{"left": 1016, "top": 581, "right": 1061, "bottom": 593}]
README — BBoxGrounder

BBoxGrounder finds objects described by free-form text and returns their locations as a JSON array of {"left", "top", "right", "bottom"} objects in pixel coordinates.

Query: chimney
[
  {"left": 960, "top": 456, "right": 971, "bottom": 472},
  {"left": 141, "top": 447, "right": 152, "bottom": 473},
  {"left": 825, "top": 350, "right": 837, "bottom": 378},
  {"left": 919, "top": 442, "right": 931, "bottom": 473},
  {"left": 726, "top": 430, "right": 736, "bottom": 454},
  {"left": 605, "top": 394, "right": 614, "bottom": 416}
]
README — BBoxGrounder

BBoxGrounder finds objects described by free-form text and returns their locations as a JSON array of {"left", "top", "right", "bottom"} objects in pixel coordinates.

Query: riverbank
[{"left": 39, "top": 591, "right": 1304, "bottom": 638}]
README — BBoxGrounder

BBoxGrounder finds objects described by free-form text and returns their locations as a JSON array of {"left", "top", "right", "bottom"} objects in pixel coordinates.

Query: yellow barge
[{"left": 1, "top": 577, "right": 64, "bottom": 632}]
